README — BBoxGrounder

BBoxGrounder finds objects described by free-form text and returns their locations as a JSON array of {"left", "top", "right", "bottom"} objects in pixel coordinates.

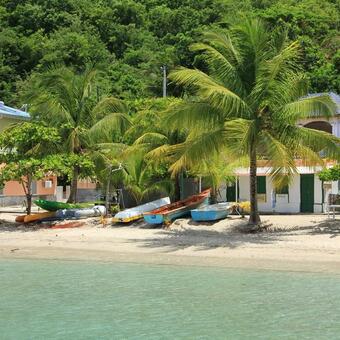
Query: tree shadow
[
  {"left": 128, "top": 217, "right": 340, "bottom": 252},
  {"left": 259, "top": 218, "right": 340, "bottom": 238},
  {"left": 128, "top": 219, "right": 283, "bottom": 252}
]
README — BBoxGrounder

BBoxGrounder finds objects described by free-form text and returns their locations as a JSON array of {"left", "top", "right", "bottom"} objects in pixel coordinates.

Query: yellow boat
[{"left": 23, "top": 211, "right": 56, "bottom": 223}]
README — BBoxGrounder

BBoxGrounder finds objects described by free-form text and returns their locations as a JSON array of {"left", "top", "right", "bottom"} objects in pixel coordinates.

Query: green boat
[{"left": 34, "top": 199, "right": 91, "bottom": 212}]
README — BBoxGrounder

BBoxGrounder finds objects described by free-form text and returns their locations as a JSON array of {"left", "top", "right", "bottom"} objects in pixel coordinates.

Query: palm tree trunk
[
  {"left": 24, "top": 175, "right": 32, "bottom": 215},
  {"left": 249, "top": 145, "right": 261, "bottom": 225},
  {"left": 67, "top": 167, "right": 79, "bottom": 203},
  {"left": 174, "top": 173, "right": 181, "bottom": 201}
]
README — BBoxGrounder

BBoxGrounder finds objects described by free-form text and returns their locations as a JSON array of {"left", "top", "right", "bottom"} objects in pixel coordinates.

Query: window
[
  {"left": 276, "top": 185, "right": 289, "bottom": 195},
  {"left": 256, "top": 176, "right": 266, "bottom": 194}
]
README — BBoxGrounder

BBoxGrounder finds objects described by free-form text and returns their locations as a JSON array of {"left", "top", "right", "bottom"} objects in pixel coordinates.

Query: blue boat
[
  {"left": 191, "top": 203, "right": 232, "bottom": 221},
  {"left": 143, "top": 189, "right": 210, "bottom": 225}
]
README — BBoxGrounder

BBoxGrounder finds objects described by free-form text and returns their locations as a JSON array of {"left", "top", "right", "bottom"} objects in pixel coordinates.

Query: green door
[
  {"left": 226, "top": 181, "right": 238, "bottom": 202},
  {"left": 300, "top": 174, "right": 314, "bottom": 212}
]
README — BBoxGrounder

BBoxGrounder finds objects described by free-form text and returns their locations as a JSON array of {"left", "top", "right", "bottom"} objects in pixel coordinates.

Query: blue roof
[{"left": 0, "top": 101, "right": 30, "bottom": 120}]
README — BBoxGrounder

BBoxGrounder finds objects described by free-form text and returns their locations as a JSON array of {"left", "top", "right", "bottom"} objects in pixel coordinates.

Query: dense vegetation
[
  {"left": 1, "top": 0, "right": 339, "bottom": 106},
  {"left": 0, "top": 1, "right": 339, "bottom": 225}
]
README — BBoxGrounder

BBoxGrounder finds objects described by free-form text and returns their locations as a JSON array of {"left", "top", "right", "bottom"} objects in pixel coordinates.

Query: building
[
  {"left": 0, "top": 101, "right": 98, "bottom": 205},
  {"left": 0, "top": 101, "right": 30, "bottom": 131},
  {"left": 220, "top": 92, "right": 340, "bottom": 213}
]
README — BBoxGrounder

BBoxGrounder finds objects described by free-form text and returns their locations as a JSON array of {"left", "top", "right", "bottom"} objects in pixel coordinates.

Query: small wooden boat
[
  {"left": 112, "top": 197, "right": 171, "bottom": 223},
  {"left": 34, "top": 199, "right": 91, "bottom": 212},
  {"left": 191, "top": 202, "right": 233, "bottom": 221},
  {"left": 24, "top": 212, "right": 56, "bottom": 223},
  {"left": 143, "top": 189, "right": 210, "bottom": 225}
]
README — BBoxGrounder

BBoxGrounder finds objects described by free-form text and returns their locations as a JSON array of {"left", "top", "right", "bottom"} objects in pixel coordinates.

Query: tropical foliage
[
  {"left": 0, "top": 123, "right": 94, "bottom": 214},
  {"left": 0, "top": 0, "right": 339, "bottom": 105},
  {"left": 165, "top": 19, "right": 340, "bottom": 225},
  {"left": 0, "top": 2, "right": 339, "bottom": 226},
  {"left": 318, "top": 165, "right": 340, "bottom": 182},
  {"left": 25, "top": 66, "right": 131, "bottom": 202}
]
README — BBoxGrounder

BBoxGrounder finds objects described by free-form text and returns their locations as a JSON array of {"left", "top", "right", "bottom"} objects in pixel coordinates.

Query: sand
[{"left": 0, "top": 208, "right": 340, "bottom": 273}]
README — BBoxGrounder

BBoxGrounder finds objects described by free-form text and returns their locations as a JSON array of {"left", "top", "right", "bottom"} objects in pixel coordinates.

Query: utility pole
[
  {"left": 161, "top": 65, "right": 167, "bottom": 97},
  {"left": 105, "top": 163, "right": 123, "bottom": 216}
]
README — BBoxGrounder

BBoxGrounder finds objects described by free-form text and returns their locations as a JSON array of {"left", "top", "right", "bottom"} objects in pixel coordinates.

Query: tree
[
  {"left": 120, "top": 150, "right": 174, "bottom": 204},
  {"left": 166, "top": 19, "right": 340, "bottom": 226},
  {"left": 0, "top": 123, "right": 67, "bottom": 214},
  {"left": 125, "top": 97, "right": 186, "bottom": 200},
  {"left": 318, "top": 165, "right": 340, "bottom": 182},
  {"left": 25, "top": 66, "right": 131, "bottom": 202}
]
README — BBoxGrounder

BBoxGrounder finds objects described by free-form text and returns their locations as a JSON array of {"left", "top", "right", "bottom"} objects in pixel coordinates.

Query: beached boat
[
  {"left": 34, "top": 199, "right": 90, "bottom": 211},
  {"left": 191, "top": 202, "right": 233, "bottom": 221},
  {"left": 23, "top": 211, "right": 56, "bottom": 223},
  {"left": 55, "top": 206, "right": 106, "bottom": 219},
  {"left": 143, "top": 189, "right": 210, "bottom": 225},
  {"left": 112, "top": 197, "right": 171, "bottom": 223}
]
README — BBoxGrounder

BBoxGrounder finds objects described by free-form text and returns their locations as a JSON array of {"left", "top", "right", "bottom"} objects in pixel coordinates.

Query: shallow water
[{"left": 1, "top": 259, "right": 340, "bottom": 339}]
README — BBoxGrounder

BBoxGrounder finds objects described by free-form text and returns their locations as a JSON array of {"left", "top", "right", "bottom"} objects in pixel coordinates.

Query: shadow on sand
[{"left": 126, "top": 217, "right": 340, "bottom": 252}]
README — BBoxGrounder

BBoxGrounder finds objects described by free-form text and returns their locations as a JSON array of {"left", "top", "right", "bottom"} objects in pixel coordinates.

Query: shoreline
[
  {"left": 2, "top": 246, "right": 340, "bottom": 275},
  {"left": 1, "top": 213, "right": 340, "bottom": 274}
]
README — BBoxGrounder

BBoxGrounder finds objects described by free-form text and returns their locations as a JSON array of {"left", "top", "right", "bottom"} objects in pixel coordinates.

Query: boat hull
[
  {"left": 55, "top": 206, "right": 106, "bottom": 219},
  {"left": 191, "top": 203, "right": 231, "bottom": 221},
  {"left": 23, "top": 212, "right": 56, "bottom": 223},
  {"left": 112, "top": 197, "right": 170, "bottom": 223},
  {"left": 144, "top": 192, "right": 210, "bottom": 225},
  {"left": 34, "top": 199, "right": 90, "bottom": 211}
]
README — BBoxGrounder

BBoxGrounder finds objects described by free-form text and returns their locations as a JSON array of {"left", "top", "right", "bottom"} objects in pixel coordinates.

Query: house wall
[
  {"left": 314, "top": 176, "right": 323, "bottom": 213},
  {"left": 77, "top": 179, "right": 97, "bottom": 189},
  {"left": 3, "top": 177, "right": 57, "bottom": 196},
  {"left": 237, "top": 174, "right": 324, "bottom": 213}
]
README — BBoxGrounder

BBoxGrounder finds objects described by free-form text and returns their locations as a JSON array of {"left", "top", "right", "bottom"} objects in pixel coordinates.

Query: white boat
[
  {"left": 55, "top": 206, "right": 106, "bottom": 219},
  {"left": 112, "top": 197, "right": 171, "bottom": 223}
]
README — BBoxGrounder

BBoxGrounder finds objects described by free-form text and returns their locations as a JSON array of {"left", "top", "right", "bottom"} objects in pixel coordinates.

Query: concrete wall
[
  {"left": 314, "top": 175, "right": 323, "bottom": 213},
  {"left": 76, "top": 188, "right": 101, "bottom": 202},
  {"left": 0, "top": 194, "right": 56, "bottom": 207}
]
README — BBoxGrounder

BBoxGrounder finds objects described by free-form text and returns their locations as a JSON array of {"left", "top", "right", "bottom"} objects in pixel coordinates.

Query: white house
[{"left": 220, "top": 92, "right": 340, "bottom": 213}]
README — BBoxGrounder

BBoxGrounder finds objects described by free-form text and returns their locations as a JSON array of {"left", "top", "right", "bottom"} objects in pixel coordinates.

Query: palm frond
[
  {"left": 280, "top": 94, "right": 337, "bottom": 123},
  {"left": 169, "top": 67, "right": 250, "bottom": 117},
  {"left": 88, "top": 112, "right": 131, "bottom": 142}
]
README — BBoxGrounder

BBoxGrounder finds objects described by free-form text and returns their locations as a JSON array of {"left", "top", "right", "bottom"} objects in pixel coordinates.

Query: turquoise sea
[{"left": 1, "top": 259, "right": 340, "bottom": 339}]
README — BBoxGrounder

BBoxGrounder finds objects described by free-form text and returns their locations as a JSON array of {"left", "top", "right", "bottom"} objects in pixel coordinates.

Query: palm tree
[
  {"left": 26, "top": 66, "right": 131, "bottom": 202},
  {"left": 120, "top": 150, "right": 174, "bottom": 204},
  {"left": 165, "top": 19, "right": 340, "bottom": 226},
  {"left": 125, "top": 99, "right": 186, "bottom": 200}
]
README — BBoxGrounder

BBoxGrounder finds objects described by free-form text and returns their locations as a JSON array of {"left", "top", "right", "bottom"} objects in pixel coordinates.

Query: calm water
[{"left": 1, "top": 260, "right": 340, "bottom": 339}]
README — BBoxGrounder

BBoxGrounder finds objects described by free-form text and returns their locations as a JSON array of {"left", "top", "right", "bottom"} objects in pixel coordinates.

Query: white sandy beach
[{"left": 0, "top": 209, "right": 340, "bottom": 273}]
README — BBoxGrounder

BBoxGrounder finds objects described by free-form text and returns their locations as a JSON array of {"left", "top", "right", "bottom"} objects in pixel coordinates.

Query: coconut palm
[
  {"left": 120, "top": 150, "right": 174, "bottom": 204},
  {"left": 125, "top": 101, "right": 186, "bottom": 200},
  {"left": 26, "top": 66, "right": 131, "bottom": 202},
  {"left": 165, "top": 19, "right": 340, "bottom": 226}
]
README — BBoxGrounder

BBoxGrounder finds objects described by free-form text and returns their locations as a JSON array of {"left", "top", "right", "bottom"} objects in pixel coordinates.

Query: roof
[
  {"left": 0, "top": 101, "right": 30, "bottom": 120},
  {"left": 307, "top": 92, "right": 340, "bottom": 115}
]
